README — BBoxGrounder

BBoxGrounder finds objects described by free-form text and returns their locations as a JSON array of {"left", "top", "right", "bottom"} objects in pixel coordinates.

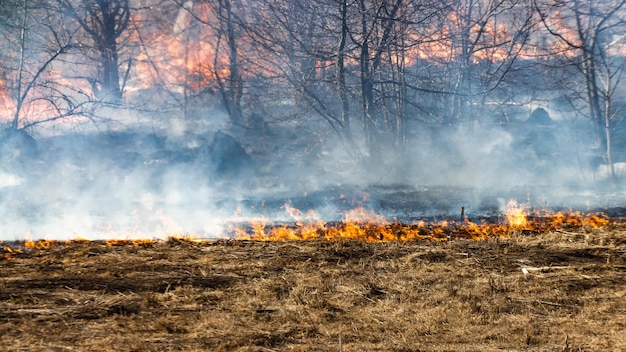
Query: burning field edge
[
  {"left": 1, "top": 202, "right": 612, "bottom": 258},
  {"left": 0, "top": 212, "right": 625, "bottom": 351}
]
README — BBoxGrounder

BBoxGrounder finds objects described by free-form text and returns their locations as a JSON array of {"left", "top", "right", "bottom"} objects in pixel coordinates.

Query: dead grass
[{"left": 1, "top": 223, "right": 625, "bottom": 351}]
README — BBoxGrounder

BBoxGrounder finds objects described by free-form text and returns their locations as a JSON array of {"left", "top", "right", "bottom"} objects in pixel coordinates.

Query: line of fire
[
  {"left": 0, "top": 0, "right": 625, "bottom": 242},
  {"left": 1, "top": 200, "right": 611, "bottom": 260}
]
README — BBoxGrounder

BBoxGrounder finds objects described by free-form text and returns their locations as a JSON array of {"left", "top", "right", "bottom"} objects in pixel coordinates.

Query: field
[{"left": 1, "top": 223, "right": 625, "bottom": 351}]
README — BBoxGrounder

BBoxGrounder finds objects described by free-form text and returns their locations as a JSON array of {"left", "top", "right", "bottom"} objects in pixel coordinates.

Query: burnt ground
[{"left": 1, "top": 223, "right": 625, "bottom": 351}]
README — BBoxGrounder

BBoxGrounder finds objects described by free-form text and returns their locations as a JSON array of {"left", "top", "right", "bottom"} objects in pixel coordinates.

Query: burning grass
[
  {"left": 1, "top": 203, "right": 610, "bottom": 260},
  {"left": 0, "top": 226, "right": 624, "bottom": 351},
  {"left": 0, "top": 206, "right": 624, "bottom": 351},
  {"left": 229, "top": 202, "right": 609, "bottom": 242},
  {"left": 1, "top": 203, "right": 611, "bottom": 261}
]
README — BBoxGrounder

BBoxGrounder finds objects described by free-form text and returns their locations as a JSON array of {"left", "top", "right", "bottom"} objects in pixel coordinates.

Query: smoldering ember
[{"left": 0, "top": 1, "right": 625, "bottom": 351}]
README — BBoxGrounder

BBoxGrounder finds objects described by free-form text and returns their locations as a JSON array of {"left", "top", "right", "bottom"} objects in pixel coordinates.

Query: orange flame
[
  {"left": 231, "top": 201, "right": 608, "bottom": 242},
  {"left": 505, "top": 200, "right": 528, "bottom": 228},
  {"left": 0, "top": 200, "right": 611, "bottom": 261}
]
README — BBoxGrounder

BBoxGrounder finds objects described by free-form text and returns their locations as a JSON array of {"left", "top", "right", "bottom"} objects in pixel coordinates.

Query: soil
[{"left": 1, "top": 223, "right": 625, "bottom": 351}]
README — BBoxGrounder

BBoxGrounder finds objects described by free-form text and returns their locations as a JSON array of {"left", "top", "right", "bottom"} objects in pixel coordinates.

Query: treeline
[{"left": 1, "top": 0, "right": 626, "bottom": 176}]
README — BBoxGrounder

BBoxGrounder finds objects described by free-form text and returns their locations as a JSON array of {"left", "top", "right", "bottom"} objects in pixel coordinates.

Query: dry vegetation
[{"left": 1, "top": 223, "right": 625, "bottom": 351}]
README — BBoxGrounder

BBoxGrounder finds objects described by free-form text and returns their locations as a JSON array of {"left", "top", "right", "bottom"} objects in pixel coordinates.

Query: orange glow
[
  {"left": 126, "top": 1, "right": 261, "bottom": 96},
  {"left": 0, "top": 202, "right": 610, "bottom": 260},
  {"left": 409, "top": 10, "right": 513, "bottom": 65},
  {"left": 505, "top": 200, "right": 528, "bottom": 228},
  {"left": 2, "top": 245, "right": 22, "bottom": 261},
  {"left": 1, "top": 1, "right": 609, "bottom": 125},
  {"left": 0, "top": 79, "right": 15, "bottom": 122},
  {"left": 105, "top": 239, "right": 158, "bottom": 247},
  {"left": 231, "top": 202, "right": 609, "bottom": 242},
  {"left": 24, "top": 239, "right": 53, "bottom": 250},
  {"left": 0, "top": 68, "right": 91, "bottom": 125}
]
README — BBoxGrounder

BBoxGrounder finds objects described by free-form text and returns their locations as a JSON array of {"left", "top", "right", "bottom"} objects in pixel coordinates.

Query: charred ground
[{"left": 1, "top": 223, "right": 625, "bottom": 351}]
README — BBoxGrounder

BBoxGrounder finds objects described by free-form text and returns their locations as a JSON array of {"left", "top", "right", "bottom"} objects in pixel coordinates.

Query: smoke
[
  {"left": 293, "top": 108, "right": 618, "bottom": 219},
  {"left": 0, "top": 104, "right": 621, "bottom": 242},
  {"left": 0, "top": 110, "right": 241, "bottom": 241},
  {"left": 0, "top": 171, "right": 22, "bottom": 188}
]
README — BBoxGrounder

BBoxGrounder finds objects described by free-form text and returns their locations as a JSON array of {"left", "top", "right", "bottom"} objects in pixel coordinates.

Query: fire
[
  {"left": 2, "top": 0, "right": 616, "bottom": 128},
  {"left": 104, "top": 239, "right": 159, "bottom": 247},
  {"left": 24, "top": 239, "right": 53, "bottom": 250},
  {"left": 2, "top": 245, "right": 22, "bottom": 261},
  {"left": 233, "top": 204, "right": 327, "bottom": 241},
  {"left": 0, "top": 199, "right": 611, "bottom": 260},
  {"left": 231, "top": 200, "right": 608, "bottom": 242},
  {"left": 505, "top": 200, "right": 528, "bottom": 228}
]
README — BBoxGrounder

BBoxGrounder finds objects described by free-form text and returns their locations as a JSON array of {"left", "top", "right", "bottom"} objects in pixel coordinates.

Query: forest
[
  {"left": 2, "top": 3, "right": 625, "bottom": 350},
  {"left": 1, "top": 0, "right": 626, "bottom": 238}
]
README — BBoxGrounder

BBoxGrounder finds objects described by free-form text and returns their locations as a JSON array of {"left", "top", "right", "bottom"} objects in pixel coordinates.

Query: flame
[
  {"left": 2, "top": 245, "right": 22, "bottom": 261},
  {"left": 505, "top": 200, "right": 528, "bottom": 228},
  {"left": 231, "top": 201, "right": 608, "bottom": 243},
  {"left": 126, "top": 2, "right": 257, "bottom": 96},
  {"left": 24, "top": 239, "right": 53, "bottom": 250},
  {"left": 104, "top": 239, "right": 159, "bottom": 247},
  {"left": 0, "top": 199, "right": 611, "bottom": 261}
]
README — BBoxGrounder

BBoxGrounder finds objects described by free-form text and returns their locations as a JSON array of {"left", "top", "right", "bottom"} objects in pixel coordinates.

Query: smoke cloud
[{"left": 0, "top": 105, "right": 620, "bottom": 241}]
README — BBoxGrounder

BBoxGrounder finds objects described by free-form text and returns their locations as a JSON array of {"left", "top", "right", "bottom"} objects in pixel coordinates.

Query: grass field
[{"left": 1, "top": 222, "right": 625, "bottom": 351}]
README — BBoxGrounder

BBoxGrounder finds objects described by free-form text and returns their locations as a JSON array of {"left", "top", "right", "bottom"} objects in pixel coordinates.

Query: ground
[{"left": 1, "top": 223, "right": 625, "bottom": 351}]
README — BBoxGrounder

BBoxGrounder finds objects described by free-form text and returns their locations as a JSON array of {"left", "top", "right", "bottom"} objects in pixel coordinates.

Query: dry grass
[{"left": 1, "top": 223, "right": 625, "bottom": 351}]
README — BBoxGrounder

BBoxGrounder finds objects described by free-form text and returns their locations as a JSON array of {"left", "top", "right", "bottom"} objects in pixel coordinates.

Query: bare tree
[
  {"left": 0, "top": 0, "right": 82, "bottom": 130},
  {"left": 534, "top": 0, "right": 626, "bottom": 181},
  {"left": 241, "top": 0, "right": 450, "bottom": 161},
  {"left": 353, "top": 0, "right": 404, "bottom": 162},
  {"left": 429, "top": 0, "right": 535, "bottom": 128},
  {"left": 166, "top": 0, "right": 247, "bottom": 126},
  {"left": 241, "top": 0, "right": 353, "bottom": 138},
  {"left": 211, "top": 0, "right": 244, "bottom": 126},
  {"left": 57, "top": 0, "right": 130, "bottom": 102}
]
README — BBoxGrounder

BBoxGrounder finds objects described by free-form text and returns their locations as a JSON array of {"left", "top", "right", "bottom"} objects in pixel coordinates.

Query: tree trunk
[
  {"left": 604, "top": 93, "right": 616, "bottom": 182},
  {"left": 358, "top": 0, "right": 377, "bottom": 161},
  {"left": 11, "top": 0, "right": 28, "bottom": 129},
  {"left": 358, "top": 0, "right": 403, "bottom": 164},
  {"left": 224, "top": 0, "right": 243, "bottom": 126},
  {"left": 337, "top": 0, "right": 353, "bottom": 146},
  {"left": 214, "top": 0, "right": 243, "bottom": 126},
  {"left": 100, "top": 39, "right": 122, "bottom": 102}
]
